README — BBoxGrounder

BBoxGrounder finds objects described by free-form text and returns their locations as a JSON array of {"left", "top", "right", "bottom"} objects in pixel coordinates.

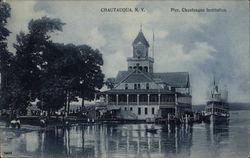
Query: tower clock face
[{"left": 136, "top": 50, "right": 142, "bottom": 57}]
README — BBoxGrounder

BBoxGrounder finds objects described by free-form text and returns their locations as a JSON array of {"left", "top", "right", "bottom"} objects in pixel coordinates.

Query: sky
[{"left": 6, "top": 0, "right": 250, "bottom": 104}]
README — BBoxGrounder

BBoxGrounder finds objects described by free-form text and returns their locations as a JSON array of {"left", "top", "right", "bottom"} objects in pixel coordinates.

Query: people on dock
[
  {"left": 9, "top": 117, "right": 21, "bottom": 129},
  {"left": 40, "top": 117, "right": 47, "bottom": 127},
  {"left": 10, "top": 119, "right": 17, "bottom": 128}
]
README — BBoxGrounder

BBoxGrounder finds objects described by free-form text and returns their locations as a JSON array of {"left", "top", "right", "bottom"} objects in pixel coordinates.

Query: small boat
[{"left": 203, "top": 79, "right": 229, "bottom": 124}]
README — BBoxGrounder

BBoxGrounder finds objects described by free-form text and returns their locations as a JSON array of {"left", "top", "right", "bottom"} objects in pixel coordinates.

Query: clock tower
[{"left": 127, "top": 28, "right": 154, "bottom": 73}]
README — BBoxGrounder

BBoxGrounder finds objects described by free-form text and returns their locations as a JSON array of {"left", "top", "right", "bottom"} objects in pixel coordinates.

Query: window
[
  {"left": 134, "top": 84, "right": 137, "bottom": 90},
  {"left": 124, "top": 107, "right": 127, "bottom": 111},
  {"left": 146, "top": 83, "right": 149, "bottom": 89},
  {"left": 145, "top": 108, "right": 148, "bottom": 115},
  {"left": 125, "top": 84, "right": 128, "bottom": 90},
  {"left": 130, "top": 107, "right": 133, "bottom": 111},
  {"left": 137, "top": 84, "right": 141, "bottom": 89},
  {"left": 138, "top": 107, "right": 141, "bottom": 115},
  {"left": 129, "top": 66, "right": 132, "bottom": 70},
  {"left": 144, "top": 66, "right": 148, "bottom": 72},
  {"left": 129, "top": 95, "right": 137, "bottom": 102},
  {"left": 152, "top": 107, "right": 155, "bottom": 115},
  {"left": 139, "top": 66, "right": 143, "bottom": 71}
]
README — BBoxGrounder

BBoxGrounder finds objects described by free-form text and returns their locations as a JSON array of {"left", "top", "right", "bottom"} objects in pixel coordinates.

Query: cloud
[
  {"left": 86, "top": 27, "right": 107, "bottom": 50},
  {"left": 7, "top": 1, "right": 47, "bottom": 52},
  {"left": 103, "top": 50, "right": 127, "bottom": 78}
]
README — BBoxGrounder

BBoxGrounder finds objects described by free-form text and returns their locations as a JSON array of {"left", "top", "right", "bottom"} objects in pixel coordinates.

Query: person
[
  {"left": 40, "top": 117, "right": 47, "bottom": 127},
  {"left": 5, "top": 119, "right": 10, "bottom": 128},
  {"left": 10, "top": 119, "right": 16, "bottom": 128},
  {"left": 16, "top": 118, "right": 21, "bottom": 129}
]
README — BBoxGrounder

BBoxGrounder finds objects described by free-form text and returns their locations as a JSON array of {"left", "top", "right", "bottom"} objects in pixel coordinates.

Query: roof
[
  {"left": 132, "top": 31, "right": 149, "bottom": 47},
  {"left": 152, "top": 72, "right": 189, "bottom": 88},
  {"left": 115, "top": 71, "right": 189, "bottom": 88},
  {"left": 99, "top": 89, "right": 175, "bottom": 94},
  {"left": 115, "top": 71, "right": 133, "bottom": 83}
]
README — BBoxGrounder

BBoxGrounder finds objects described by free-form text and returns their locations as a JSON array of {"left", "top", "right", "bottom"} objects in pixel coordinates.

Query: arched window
[
  {"left": 128, "top": 66, "right": 132, "bottom": 70},
  {"left": 144, "top": 66, "right": 148, "bottom": 72},
  {"left": 139, "top": 66, "right": 143, "bottom": 71}
]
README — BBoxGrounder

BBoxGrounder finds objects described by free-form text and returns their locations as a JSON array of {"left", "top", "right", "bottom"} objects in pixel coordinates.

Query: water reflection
[
  {"left": 1, "top": 111, "right": 250, "bottom": 158},
  {"left": 1, "top": 124, "right": 194, "bottom": 158}
]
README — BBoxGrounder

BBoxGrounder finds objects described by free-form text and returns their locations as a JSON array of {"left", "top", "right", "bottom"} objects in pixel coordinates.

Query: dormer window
[
  {"left": 168, "top": 86, "right": 171, "bottom": 91},
  {"left": 137, "top": 84, "right": 141, "bottom": 89},
  {"left": 125, "top": 84, "right": 128, "bottom": 90},
  {"left": 134, "top": 84, "right": 140, "bottom": 89}
]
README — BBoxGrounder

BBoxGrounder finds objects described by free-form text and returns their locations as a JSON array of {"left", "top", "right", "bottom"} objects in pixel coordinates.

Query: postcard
[{"left": 0, "top": 0, "right": 249, "bottom": 158}]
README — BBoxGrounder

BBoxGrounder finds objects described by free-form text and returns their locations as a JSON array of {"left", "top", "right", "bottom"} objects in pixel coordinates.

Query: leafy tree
[
  {"left": 38, "top": 43, "right": 80, "bottom": 114},
  {"left": 12, "top": 17, "right": 65, "bottom": 115},
  {"left": 0, "top": 2, "right": 13, "bottom": 111},
  {"left": 40, "top": 44, "right": 105, "bottom": 114},
  {"left": 2, "top": 14, "right": 104, "bottom": 116},
  {"left": 77, "top": 45, "right": 104, "bottom": 111},
  {"left": 105, "top": 78, "right": 115, "bottom": 89}
]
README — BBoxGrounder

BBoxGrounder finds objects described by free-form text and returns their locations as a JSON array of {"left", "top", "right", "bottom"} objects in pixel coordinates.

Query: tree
[
  {"left": 38, "top": 43, "right": 105, "bottom": 115},
  {"left": 0, "top": 2, "right": 13, "bottom": 111},
  {"left": 6, "top": 15, "right": 104, "bottom": 116},
  {"left": 105, "top": 78, "right": 115, "bottom": 89},
  {"left": 77, "top": 45, "right": 104, "bottom": 111},
  {"left": 12, "top": 17, "right": 65, "bottom": 115},
  {"left": 38, "top": 43, "right": 80, "bottom": 115}
]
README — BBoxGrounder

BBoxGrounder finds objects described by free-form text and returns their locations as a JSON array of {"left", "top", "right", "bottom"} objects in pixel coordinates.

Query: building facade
[{"left": 97, "top": 29, "right": 192, "bottom": 121}]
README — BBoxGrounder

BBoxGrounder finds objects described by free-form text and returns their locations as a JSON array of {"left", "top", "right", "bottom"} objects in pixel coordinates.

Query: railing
[
  {"left": 106, "top": 101, "right": 176, "bottom": 106},
  {"left": 118, "top": 102, "right": 127, "bottom": 105},
  {"left": 139, "top": 102, "right": 148, "bottom": 105},
  {"left": 160, "top": 102, "right": 175, "bottom": 105}
]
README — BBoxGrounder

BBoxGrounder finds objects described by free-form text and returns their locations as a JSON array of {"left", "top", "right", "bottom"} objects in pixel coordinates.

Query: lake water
[{"left": 0, "top": 110, "right": 250, "bottom": 158}]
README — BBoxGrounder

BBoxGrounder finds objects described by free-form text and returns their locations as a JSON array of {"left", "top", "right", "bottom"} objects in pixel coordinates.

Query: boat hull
[{"left": 203, "top": 114, "right": 229, "bottom": 124}]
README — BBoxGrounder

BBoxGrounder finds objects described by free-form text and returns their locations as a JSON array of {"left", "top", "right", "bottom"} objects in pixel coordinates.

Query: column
[
  {"left": 175, "top": 94, "right": 178, "bottom": 105},
  {"left": 116, "top": 94, "right": 118, "bottom": 105},
  {"left": 175, "top": 106, "right": 178, "bottom": 117},
  {"left": 94, "top": 93, "right": 97, "bottom": 105},
  {"left": 127, "top": 94, "right": 129, "bottom": 105},
  {"left": 147, "top": 94, "right": 150, "bottom": 105},
  {"left": 158, "top": 94, "right": 161, "bottom": 105},
  {"left": 137, "top": 94, "right": 139, "bottom": 105},
  {"left": 175, "top": 94, "right": 178, "bottom": 117},
  {"left": 105, "top": 94, "right": 108, "bottom": 104}
]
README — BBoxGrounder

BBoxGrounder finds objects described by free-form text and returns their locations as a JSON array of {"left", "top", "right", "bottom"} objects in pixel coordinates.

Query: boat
[{"left": 203, "top": 79, "right": 230, "bottom": 124}]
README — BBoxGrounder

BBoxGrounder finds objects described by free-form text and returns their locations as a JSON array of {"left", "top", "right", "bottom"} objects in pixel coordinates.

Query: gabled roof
[
  {"left": 152, "top": 72, "right": 189, "bottom": 88},
  {"left": 124, "top": 73, "right": 152, "bottom": 83},
  {"left": 132, "top": 31, "right": 149, "bottom": 47},
  {"left": 115, "top": 71, "right": 189, "bottom": 88},
  {"left": 115, "top": 70, "right": 133, "bottom": 84}
]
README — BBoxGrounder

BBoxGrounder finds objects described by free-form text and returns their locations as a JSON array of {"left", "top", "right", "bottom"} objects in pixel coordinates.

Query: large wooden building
[{"left": 97, "top": 29, "right": 192, "bottom": 121}]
